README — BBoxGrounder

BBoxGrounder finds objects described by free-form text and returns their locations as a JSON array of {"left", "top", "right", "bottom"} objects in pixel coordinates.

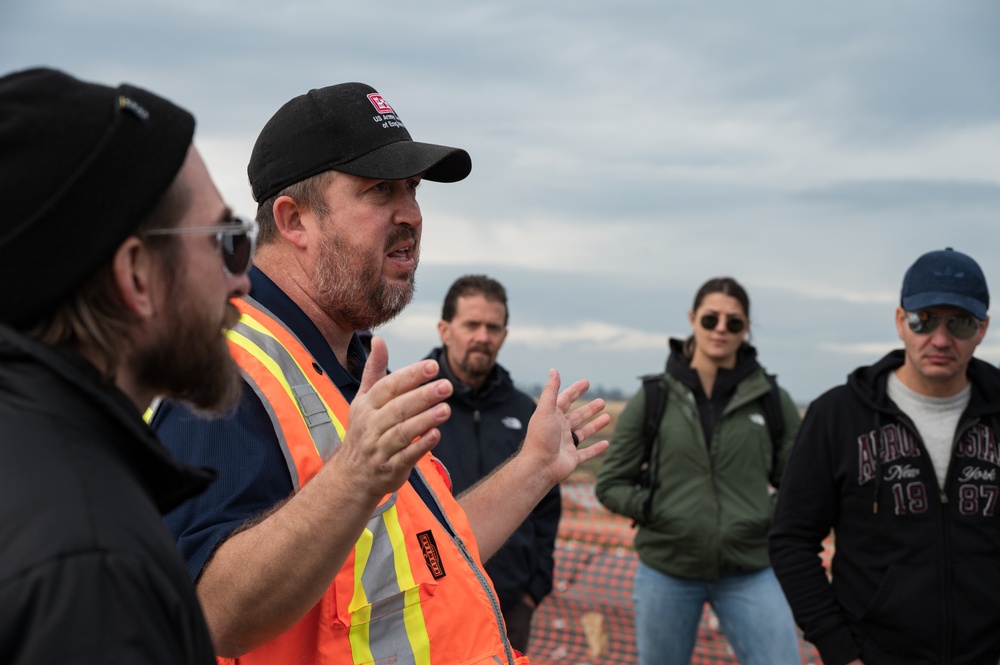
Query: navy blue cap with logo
[{"left": 901, "top": 247, "right": 990, "bottom": 320}]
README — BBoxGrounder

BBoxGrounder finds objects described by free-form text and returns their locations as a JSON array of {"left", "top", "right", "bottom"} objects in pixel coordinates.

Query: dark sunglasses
[
  {"left": 699, "top": 313, "right": 746, "bottom": 334},
  {"left": 906, "top": 310, "right": 981, "bottom": 341},
  {"left": 144, "top": 216, "right": 258, "bottom": 277}
]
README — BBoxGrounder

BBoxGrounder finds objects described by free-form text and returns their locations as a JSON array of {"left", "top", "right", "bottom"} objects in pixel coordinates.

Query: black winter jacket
[
  {"left": 427, "top": 347, "right": 559, "bottom": 610},
  {"left": 770, "top": 351, "right": 1000, "bottom": 665},
  {"left": 0, "top": 326, "right": 217, "bottom": 664}
]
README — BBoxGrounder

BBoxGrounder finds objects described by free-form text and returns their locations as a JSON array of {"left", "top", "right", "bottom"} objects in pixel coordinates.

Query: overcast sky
[{"left": 4, "top": 1, "right": 999, "bottom": 403}]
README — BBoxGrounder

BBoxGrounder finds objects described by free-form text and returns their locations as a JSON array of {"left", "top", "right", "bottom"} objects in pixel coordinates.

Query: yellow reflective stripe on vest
[
  {"left": 385, "top": 507, "right": 432, "bottom": 665},
  {"left": 225, "top": 298, "right": 348, "bottom": 490},
  {"left": 234, "top": 309, "right": 344, "bottom": 440},
  {"left": 348, "top": 529, "right": 375, "bottom": 664},
  {"left": 349, "top": 505, "right": 428, "bottom": 665},
  {"left": 232, "top": 316, "right": 344, "bottom": 444},
  {"left": 228, "top": 296, "right": 435, "bottom": 665}
]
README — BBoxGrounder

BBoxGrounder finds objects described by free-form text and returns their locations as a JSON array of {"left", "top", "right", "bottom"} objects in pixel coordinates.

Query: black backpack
[{"left": 636, "top": 372, "right": 786, "bottom": 522}]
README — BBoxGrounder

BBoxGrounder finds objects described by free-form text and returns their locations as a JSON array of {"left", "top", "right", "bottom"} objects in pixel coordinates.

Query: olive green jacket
[{"left": 595, "top": 367, "right": 800, "bottom": 580}]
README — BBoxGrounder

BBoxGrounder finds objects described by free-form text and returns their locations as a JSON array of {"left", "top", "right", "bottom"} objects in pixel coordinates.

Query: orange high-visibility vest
[{"left": 219, "top": 295, "right": 526, "bottom": 665}]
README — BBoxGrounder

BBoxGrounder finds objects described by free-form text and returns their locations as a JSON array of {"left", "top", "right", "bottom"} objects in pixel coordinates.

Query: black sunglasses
[
  {"left": 699, "top": 313, "right": 746, "bottom": 334},
  {"left": 906, "top": 310, "right": 981, "bottom": 341},
  {"left": 144, "top": 216, "right": 258, "bottom": 277}
]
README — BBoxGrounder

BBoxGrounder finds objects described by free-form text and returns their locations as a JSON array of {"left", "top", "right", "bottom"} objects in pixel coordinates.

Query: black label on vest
[{"left": 416, "top": 531, "right": 446, "bottom": 579}]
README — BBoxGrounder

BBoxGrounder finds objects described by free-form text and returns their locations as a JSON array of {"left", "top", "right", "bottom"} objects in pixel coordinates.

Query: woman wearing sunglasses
[{"left": 596, "top": 277, "right": 802, "bottom": 665}]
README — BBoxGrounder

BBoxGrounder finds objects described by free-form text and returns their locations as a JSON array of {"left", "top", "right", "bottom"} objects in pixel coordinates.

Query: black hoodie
[{"left": 770, "top": 350, "right": 1000, "bottom": 665}]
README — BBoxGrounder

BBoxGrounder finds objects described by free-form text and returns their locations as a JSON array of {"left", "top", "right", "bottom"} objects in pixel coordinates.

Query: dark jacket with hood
[
  {"left": 426, "top": 346, "right": 559, "bottom": 611},
  {"left": 770, "top": 351, "right": 1000, "bottom": 665},
  {"left": 0, "top": 325, "right": 216, "bottom": 664}
]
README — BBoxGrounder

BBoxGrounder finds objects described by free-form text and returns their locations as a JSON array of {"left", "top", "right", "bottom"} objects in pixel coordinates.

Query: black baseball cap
[
  {"left": 0, "top": 67, "right": 195, "bottom": 329},
  {"left": 901, "top": 247, "right": 989, "bottom": 320},
  {"left": 248, "top": 82, "right": 472, "bottom": 204}
]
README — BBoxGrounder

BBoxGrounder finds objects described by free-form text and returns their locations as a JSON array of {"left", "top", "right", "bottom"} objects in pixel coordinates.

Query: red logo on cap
[{"left": 368, "top": 94, "right": 394, "bottom": 115}]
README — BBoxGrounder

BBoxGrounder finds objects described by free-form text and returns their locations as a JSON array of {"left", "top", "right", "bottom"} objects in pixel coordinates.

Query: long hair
[{"left": 22, "top": 178, "right": 188, "bottom": 382}]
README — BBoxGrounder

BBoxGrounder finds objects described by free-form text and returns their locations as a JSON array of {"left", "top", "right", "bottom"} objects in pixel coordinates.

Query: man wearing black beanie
[{"left": 0, "top": 67, "right": 258, "bottom": 663}]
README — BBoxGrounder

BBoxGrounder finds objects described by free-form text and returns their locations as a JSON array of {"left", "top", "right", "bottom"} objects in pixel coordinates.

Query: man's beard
[
  {"left": 458, "top": 344, "right": 496, "bottom": 381},
  {"left": 135, "top": 291, "right": 243, "bottom": 416},
  {"left": 313, "top": 225, "right": 418, "bottom": 331}
]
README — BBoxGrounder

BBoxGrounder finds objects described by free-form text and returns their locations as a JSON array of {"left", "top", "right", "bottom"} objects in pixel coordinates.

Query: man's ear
[
  {"left": 272, "top": 196, "right": 310, "bottom": 249},
  {"left": 437, "top": 319, "right": 450, "bottom": 345},
  {"left": 110, "top": 236, "right": 157, "bottom": 319},
  {"left": 894, "top": 306, "right": 907, "bottom": 341}
]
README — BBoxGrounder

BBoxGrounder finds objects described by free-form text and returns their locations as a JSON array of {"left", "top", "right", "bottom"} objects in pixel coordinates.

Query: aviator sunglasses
[
  {"left": 699, "top": 313, "right": 746, "bottom": 334},
  {"left": 906, "top": 310, "right": 981, "bottom": 341},
  {"left": 143, "top": 216, "right": 258, "bottom": 277}
]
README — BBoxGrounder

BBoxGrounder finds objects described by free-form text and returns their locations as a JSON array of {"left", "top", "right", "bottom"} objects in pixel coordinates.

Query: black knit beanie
[{"left": 0, "top": 67, "right": 195, "bottom": 328}]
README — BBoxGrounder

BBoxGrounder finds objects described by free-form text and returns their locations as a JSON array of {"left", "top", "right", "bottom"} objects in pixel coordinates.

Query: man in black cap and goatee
[
  {"left": 153, "top": 83, "right": 610, "bottom": 665},
  {"left": 770, "top": 248, "right": 1000, "bottom": 665},
  {"left": 0, "top": 67, "right": 258, "bottom": 662}
]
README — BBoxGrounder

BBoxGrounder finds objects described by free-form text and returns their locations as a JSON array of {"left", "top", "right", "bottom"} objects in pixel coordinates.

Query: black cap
[
  {"left": 901, "top": 247, "right": 989, "bottom": 320},
  {"left": 248, "top": 82, "right": 471, "bottom": 204},
  {"left": 0, "top": 67, "right": 195, "bottom": 328}
]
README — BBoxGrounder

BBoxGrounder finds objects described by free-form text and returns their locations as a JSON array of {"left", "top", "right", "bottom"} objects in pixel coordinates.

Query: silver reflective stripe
[
  {"left": 230, "top": 295, "right": 345, "bottom": 488},
  {"left": 367, "top": 590, "right": 416, "bottom": 665},
  {"left": 363, "top": 512, "right": 417, "bottom": 665},
  {"left": 362, "top": 512, "right": 404, "bottom": 602}
]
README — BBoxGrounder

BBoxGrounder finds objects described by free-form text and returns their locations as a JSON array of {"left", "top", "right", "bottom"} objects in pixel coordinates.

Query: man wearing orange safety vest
[{"left": 152, "top": 82, "right": 610, "bottom": 665}]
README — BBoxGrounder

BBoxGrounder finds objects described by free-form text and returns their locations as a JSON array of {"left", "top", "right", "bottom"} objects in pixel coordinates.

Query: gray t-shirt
[{"left": 887, "top": 372, "right": 971, "bottom": 489}]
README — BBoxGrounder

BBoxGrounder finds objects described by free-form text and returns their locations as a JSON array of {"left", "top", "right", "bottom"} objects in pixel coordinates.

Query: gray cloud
[{"left": 3, "top": 0, "right": 999, "bottom": 403}]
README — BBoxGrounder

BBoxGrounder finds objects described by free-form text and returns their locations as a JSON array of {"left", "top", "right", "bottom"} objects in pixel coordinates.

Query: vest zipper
[
  {"left": 413, "top": 466, "right": 516, "bottom": 665},
  {"left": 454, "top": 534, "right": 517, "bottom": 665}
]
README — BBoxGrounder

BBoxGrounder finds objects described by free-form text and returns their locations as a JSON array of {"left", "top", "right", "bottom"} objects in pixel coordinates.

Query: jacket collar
[
  {"left": 666, "top": 337, "right": 761, "bottom": 397},
  {"left": 848, "top": 349, "right": 1000, "bottom": 418},
  {"left": 0, "top": 324, "right": 215, "bottom": 513},
  {"left": 248, "top": 266, "right": 367, "bottom": 401}
]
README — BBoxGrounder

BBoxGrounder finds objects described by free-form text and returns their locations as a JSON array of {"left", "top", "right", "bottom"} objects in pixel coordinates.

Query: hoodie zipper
[
  {"left": 939, "top": 417, "right": 978, "bottom": 662},
  {"left": 892, "top": 412, "right": 981, "bottom": 663}
]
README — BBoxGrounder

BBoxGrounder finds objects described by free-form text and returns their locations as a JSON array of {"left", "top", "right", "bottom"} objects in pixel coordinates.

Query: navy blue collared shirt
[{"left": 154, "top": 267, "right": 368, "bottom": 582}]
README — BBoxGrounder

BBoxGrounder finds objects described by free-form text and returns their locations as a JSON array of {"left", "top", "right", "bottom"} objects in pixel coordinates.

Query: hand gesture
[
  {"left": 335, "top": 337, "right": 453, "bottom": 498},
  {"left": 522, "top": 369, "right": 611, "bottom": 485}
]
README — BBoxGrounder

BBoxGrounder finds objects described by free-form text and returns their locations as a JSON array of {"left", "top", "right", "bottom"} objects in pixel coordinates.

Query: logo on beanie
[
  {"left": 367, "top": 93, "right": 394, "bottom": 115},
  {"left": 117, "top": 95, "right": 150, "bottom": 121}
]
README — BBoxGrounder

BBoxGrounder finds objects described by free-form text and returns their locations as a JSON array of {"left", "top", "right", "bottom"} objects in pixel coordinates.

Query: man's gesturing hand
[{"left": 335, "top": 336, "right": 453, "bottom": 498}]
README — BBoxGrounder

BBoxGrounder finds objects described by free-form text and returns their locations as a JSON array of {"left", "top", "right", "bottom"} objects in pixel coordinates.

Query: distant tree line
[{"left": 519, "top": 383, "right": 631, "bottom": 402}]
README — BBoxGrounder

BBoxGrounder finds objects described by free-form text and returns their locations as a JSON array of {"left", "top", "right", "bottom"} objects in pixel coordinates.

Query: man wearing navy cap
[
  {"left": 770, "top": 248, "right": 1000, "bottom": 665},
  {"left": 153, "top": 83, "right": 609, "bottom": 665}
]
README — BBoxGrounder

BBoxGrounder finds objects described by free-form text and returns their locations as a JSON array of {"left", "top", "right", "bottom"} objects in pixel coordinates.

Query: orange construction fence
[{"left": 528, "top": 473, "right": 827, "bottom": 665}]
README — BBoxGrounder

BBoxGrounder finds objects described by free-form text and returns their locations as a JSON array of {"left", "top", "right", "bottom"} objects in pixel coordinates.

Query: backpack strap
[
  {"left": 761, "top": 373, "right": 786, "bottom": 480},
  {"left": 638, "top": 373, "right": 668, "bottom": 523}
]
